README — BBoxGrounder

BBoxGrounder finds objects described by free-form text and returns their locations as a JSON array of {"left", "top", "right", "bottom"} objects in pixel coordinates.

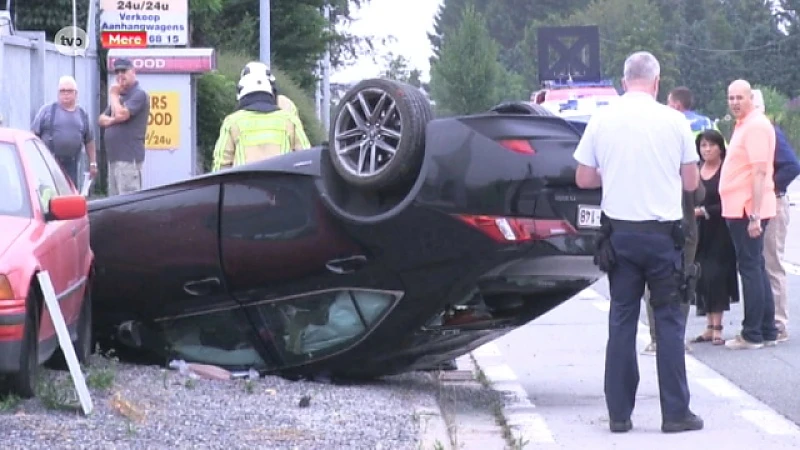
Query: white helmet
[
  {"left": 237, "top": 61, "right": 277, "bottom": 98},
  {"left": 237, "top": 71, "right": 274, "bottom": 100}
]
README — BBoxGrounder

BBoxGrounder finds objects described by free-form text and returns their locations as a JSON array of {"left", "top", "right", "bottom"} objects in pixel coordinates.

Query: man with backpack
[{"left": 31, "top": 75, "right": 97, "bottom": 188}]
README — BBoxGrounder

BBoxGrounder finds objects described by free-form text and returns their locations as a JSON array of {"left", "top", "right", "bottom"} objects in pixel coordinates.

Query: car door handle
[
  {"left": 325, "top": 255, "right": 368, "bottom": 275},
  {"left": 183, "top": 277, "right": 221, "bottom": 296}
]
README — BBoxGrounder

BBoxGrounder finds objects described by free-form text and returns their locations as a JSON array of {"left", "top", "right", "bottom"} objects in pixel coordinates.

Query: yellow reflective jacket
[{"left": 212, "top": 108, "right": 311, "bottom": 172}]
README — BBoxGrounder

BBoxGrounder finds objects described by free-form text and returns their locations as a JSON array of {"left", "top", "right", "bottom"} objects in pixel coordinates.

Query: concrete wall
[{"left": 0, "top": 32, "right": 100, "bottom": 189}]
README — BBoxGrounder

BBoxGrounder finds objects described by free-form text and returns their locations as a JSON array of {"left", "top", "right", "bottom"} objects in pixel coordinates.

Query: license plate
[{"left": 577, "top": 204, "right": 602, "bottom": 228}]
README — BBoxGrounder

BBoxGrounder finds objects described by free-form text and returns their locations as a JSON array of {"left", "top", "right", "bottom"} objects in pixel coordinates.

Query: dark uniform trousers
[{"left": 606, "top": 224, "right": 691, "bottom": 422}]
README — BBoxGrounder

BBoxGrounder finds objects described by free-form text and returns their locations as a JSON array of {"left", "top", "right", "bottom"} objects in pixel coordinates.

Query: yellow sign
[{"left": 146, "top": 91, "right": 180, "bottom": 150}]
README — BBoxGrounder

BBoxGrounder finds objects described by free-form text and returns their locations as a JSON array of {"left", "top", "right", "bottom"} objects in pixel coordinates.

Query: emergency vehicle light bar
[{"left": 542, "top": 79, "right": 614, "bottom": 89}]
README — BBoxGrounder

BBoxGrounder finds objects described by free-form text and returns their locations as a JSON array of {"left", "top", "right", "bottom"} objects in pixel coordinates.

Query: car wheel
[
  {"left": 10, "top": 292, "right": 40, "bottom": 398},
  {"left": 329, "top": 78, "right": 432, "bottom": 191},
  {"left": 490, "top": 101, "right": 555, "bottom": 116},
  {"left": 74, "top": 284, "right": 93, "bottom": 366}
]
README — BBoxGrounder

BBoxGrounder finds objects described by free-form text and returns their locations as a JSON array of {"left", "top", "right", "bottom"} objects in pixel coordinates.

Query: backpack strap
[
  {"left": 45, "top": 102, "right": 58, "bottom": 149},
  {"left": 78, "top": 106, "right": 90, "bottom": 142}
]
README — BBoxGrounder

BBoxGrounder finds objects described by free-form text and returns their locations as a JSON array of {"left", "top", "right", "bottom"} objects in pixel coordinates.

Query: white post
[
  {"left": 321, "top": 6, "right": 331, "bottom": 132},
  {"left": 71, "top": 0, "right": 77, "bottom": 75},
  {"left": 260, "top": 0, "right": 270, "bottom": 65}
]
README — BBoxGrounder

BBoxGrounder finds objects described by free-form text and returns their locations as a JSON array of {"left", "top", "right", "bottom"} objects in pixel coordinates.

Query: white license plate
[{"left": 577, "top": 204, "right": 602, "bottom": 228}]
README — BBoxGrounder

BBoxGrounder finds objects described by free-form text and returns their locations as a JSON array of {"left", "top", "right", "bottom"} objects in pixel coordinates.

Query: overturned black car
[{"left": 87, "top": 79, "right": 604, "bottom": 380}]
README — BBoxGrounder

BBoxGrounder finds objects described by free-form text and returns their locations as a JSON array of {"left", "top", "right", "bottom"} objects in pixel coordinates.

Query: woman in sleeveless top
[{"left": 691, "top": 130, "right": 740, "bottom": 345}]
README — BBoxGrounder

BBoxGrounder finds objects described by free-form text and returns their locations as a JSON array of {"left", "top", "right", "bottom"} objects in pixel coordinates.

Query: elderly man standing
[
  {"left": 31, "top": 75, "right": 97, "bottom": 187},
  {"left": 98, "top": 58, "right": 150, "bottom": 196},
  {"left": 573, "top": 51, "right": 703, "bottom": 433},
  {"left": 752, "top": 92, "right": 800, "bottom": 343},
  {"left": 720, "top": 80, "right": 779, "bottom": 349}
]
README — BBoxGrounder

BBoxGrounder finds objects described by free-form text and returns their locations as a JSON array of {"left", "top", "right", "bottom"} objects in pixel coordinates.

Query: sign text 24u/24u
[{"left": 146, "top": 92, "right": 180, "bottom": 150}]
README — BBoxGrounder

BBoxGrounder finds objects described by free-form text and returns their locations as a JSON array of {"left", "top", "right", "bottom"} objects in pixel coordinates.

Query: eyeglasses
[{"left": 59, "top": 89, "right": 76, "bottom": 94}]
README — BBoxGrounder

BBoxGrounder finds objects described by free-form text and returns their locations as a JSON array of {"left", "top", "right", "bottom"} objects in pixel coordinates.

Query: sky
[{"left": 331, "top": 0, "right": 443, "bottom": 84}]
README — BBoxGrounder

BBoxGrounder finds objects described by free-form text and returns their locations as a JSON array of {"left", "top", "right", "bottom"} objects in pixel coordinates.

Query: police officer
[
  {"left": 573, "top": 51, "right": 704, "bottom": 433},
  {"left": 211, "top": 62, "right": 311, "bottom": 171}
]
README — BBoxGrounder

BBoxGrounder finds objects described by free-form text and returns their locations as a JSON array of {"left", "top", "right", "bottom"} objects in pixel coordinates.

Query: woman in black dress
[{"left": 690, "top": 129, "right": 740, "bottom": 345}]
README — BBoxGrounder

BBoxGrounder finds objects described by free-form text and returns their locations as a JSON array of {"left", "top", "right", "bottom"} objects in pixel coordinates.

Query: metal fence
[{"left": 0, "top": 31, "right": 100, "bottom": 190}]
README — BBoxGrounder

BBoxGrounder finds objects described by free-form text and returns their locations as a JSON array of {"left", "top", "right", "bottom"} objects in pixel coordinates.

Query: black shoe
[
  {"left": 610, "top": 419, "right": 632, "bottom": 433},
  {"left": 662, "top": 412, "right": 704, "bottom": 433}
]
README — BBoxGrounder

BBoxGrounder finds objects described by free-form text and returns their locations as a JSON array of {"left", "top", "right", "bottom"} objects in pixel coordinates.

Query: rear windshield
[{"left": 0, "top": 142, "right": 32, "bottom": 218}]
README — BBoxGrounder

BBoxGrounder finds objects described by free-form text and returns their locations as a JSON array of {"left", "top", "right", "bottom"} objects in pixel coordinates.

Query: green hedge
[{"left": 196, "top": 51, "right": 326, "bottom": 173}]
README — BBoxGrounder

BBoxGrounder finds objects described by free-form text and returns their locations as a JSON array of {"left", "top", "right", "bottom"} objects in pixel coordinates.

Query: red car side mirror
[{"left": 48, "top": 195, "right": 88, "bottom": 221}]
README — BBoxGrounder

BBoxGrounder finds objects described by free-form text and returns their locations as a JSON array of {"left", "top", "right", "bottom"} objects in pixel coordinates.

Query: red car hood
[{"left": 0, "top": 216, "right": 32, "bottom": 258}]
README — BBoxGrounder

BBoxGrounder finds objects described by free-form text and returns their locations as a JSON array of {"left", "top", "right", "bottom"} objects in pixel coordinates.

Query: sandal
[
  {"left": 691, "top": 325, "right": 714, "bottom": 343},
  {"left": 711, "top": 325, "right": 725, "bottom": 345}
]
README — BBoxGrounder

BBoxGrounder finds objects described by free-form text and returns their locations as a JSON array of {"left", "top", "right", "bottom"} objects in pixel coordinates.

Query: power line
[{"left": 598, "top": 33, "right": 800, "bottom": 53}]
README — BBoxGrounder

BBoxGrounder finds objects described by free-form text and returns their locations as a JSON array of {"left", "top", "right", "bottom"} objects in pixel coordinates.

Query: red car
[{"left": 0, "top": 128, "right": 93, "bottom": 397}]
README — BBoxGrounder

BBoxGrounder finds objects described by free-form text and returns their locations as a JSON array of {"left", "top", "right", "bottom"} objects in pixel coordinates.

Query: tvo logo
[{"left": 55, "top": 26, "right": 88, "bottom": 57}]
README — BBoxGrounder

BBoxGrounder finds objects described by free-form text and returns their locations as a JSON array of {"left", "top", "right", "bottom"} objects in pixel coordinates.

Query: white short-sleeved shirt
[{"left": 573, "top": 91, "right": 699, "bottom": 221}]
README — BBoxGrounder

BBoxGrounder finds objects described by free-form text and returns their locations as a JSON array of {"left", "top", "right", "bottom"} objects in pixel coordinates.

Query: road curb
[{"left": 469, "top": 347, "right": 555, "bottom": 447}]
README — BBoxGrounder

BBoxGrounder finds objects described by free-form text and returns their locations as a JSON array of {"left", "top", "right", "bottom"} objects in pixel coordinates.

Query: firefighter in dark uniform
[{"left": 573, "top": 51, "right": 704, "bottom": 434}]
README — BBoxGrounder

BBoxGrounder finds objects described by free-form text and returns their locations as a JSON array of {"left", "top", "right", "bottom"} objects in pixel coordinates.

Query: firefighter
[{"left": 211, "top": 63, "right": 311, "bottom": 171}]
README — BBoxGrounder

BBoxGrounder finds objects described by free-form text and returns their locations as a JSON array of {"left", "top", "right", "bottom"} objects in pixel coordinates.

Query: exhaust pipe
[{"left": 116, "top": 320, "right": 143, "bottom": 348}]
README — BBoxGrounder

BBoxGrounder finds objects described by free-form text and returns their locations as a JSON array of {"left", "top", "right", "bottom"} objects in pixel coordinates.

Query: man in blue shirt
[
  {"left": 667, "top": 86, "right": 716, "bottom": 135},
  {"left": 756, "top": 93, "right": 800, "bottom": 342}
]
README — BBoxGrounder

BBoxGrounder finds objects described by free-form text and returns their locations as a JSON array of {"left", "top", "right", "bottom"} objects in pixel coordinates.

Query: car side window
[
  {"left": 21, "top": 139, "right": 59, "bottom": 215},
  {"left": 247, "top": 289, "right": 399, "bottom": 368},
  {"left": 33, "top": 139, "right": 73, "bottom": 195},
  {"left": 220, "top": 177, "right": 314, "bottom": 241}
]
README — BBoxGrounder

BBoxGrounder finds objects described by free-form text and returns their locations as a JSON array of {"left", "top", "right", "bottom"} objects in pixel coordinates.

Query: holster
[
  {"left": 680, "top": 261, "right": 701, "bottom": 305},
  {"left": 593, "top": 214, "right": 616, "bottom": 273}
]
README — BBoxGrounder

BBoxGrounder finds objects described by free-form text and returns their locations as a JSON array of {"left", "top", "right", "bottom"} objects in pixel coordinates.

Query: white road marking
[
  {"left": 695, "top": 377, "right": 743, "bottom": 399},
  {"left": 740, "top": 410, "right": 800, "bottom": 436}
]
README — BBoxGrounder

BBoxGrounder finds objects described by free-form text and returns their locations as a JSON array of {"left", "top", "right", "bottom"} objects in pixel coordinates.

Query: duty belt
[{"left": 606, "top": 219, "right": 679, "bottom": 235}]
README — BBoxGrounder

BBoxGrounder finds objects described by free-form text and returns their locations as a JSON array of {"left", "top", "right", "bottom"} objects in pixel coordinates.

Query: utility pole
[
  {"left": 260, "top": 0, "right": 270, "bottom": 65},
  {"left": 321, "top": 5, "right": 332, "bottom": 132},
  {"left": 71, "top": 0, "right": 77, "bottom": 75}
]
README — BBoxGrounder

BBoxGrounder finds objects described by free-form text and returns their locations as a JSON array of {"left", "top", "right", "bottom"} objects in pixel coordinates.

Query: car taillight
[
  {"left": 456, "top": 215, "right": 576, "bottom": 242},
  {"left": 498, "top": 139, "right": 535, "bottom": 154}
]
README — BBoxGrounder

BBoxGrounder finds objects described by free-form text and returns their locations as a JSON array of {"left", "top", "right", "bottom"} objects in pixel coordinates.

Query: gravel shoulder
[{"left": 0, "top": 353, "right": 449, "bottom": 449}]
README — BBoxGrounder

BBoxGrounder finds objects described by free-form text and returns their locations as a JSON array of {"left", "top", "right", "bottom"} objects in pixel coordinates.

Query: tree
[
  {"left": 430, "top": 5, "right": 503, "bottom": 115},
  {"left": 565, "top": 0, "right": 679, "bottom": 102},
  {"left": 380, "top": 53, "right": 422, "bottom": 87}
]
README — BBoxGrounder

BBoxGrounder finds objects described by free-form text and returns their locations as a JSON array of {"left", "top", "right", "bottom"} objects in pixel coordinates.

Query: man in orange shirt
[{"left": 718, "top": 79, "right": 779, "bottom": 349}]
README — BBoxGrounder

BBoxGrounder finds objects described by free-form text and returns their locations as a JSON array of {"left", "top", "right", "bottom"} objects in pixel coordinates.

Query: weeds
[
  {"left": 36, "top": 374, "right": 81, "bottom": 412},
  {"left": 0, "top": 393, "right": 21, "bottom": 412}
]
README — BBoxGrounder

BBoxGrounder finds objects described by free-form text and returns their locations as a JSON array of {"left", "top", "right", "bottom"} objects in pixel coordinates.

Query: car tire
[
  {"left": 74, "top": 284, "right": 94, "bottom": 366},
  {"left": 329, "top": 78, "right": 431, "bottom": 191},
  {"left": 10, "top": 292, "right": 40, "bottom": 398},
  {"left": 490, "top": 101, "right": 555, "bottom": 116}
]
